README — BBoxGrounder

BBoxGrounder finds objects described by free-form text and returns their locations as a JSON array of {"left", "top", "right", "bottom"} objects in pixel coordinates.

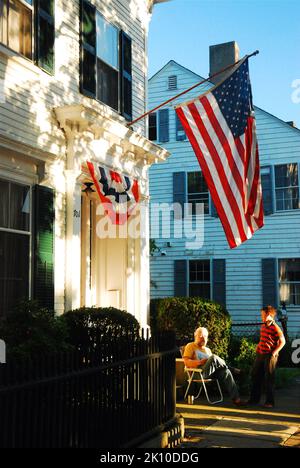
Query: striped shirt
[{"left": 257, "top": 323, "right": 281, "bottom": 354}]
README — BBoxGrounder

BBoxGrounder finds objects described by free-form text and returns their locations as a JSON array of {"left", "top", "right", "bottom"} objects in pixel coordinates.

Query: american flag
[
  {"left": 87, "top": 162, "right": 140, "bottom": 225},
  {"left": 175, "top": 58, "right": 264, "bottom": 249}
]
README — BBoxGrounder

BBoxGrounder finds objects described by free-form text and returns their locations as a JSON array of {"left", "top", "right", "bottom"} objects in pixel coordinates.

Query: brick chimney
[{"left": 209, "top": 41, "right": 240, "bottom": 85}]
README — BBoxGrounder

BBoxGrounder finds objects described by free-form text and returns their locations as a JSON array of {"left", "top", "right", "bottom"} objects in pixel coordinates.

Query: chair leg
[
  {"left": 194, "top": 383, "right": 203, "bottom": 399},
  {"left": 201, "top": 375, "right": 223, "bottom": 405},
  {"left": 184, "top": 371, "right": 194, "bottom": 400}
]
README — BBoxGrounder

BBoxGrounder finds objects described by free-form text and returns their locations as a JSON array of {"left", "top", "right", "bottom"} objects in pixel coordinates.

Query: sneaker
[
  {"left": 232, "top": 398, "right": 247, "bottom": 407},
  {"left": 263, "top": 403, "right": 274, "bottom": 409}
]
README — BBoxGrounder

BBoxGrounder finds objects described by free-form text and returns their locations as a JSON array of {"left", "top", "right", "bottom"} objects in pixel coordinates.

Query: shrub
[
  {"left": 150, "top": 297, "right": 231, "bottom": 359},
  {"left": 63, "top": 306, "right": 140, "bottom": 347},
  {"left": 232, "top": 337, "right": 257, "bottom": 394},
  {"left": 0, "top": 300, "right": 71, "bottom": 359}
]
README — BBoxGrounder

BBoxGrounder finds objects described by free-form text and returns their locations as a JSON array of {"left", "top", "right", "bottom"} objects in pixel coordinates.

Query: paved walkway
[{"left": 177, "top": 378, "right": 300, "bottom": 448}]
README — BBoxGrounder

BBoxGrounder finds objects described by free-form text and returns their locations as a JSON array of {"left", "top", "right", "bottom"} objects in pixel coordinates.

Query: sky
[{"left": 148, "top": 0, "right": 300, "bottom": 127}]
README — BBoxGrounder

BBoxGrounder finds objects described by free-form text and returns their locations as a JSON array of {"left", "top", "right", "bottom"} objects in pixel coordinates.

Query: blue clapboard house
[{"left": 148, "top": 42, "right": 300, "bottom": 336}]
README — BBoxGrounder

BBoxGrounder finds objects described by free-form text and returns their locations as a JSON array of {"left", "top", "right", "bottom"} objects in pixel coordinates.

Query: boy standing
[{"left": 248, "top": 305, "right": 286, "bottom": 408}]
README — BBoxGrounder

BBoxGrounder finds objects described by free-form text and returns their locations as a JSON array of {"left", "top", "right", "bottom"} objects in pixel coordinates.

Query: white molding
[{"left": 54, "top": 104, "right": 170, "bottom": 168}]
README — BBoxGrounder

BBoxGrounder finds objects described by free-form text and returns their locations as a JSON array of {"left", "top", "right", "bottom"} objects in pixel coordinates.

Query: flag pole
[{"left": 127, "top": 50, "right": 259, "bottom": 128}]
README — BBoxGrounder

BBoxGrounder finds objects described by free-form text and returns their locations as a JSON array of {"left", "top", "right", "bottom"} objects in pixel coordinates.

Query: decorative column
[{"left": 64, "top": 130, "right": 82, "bottom": 312}]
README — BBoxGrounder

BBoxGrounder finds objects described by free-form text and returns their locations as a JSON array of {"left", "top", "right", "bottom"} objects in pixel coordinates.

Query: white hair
[{"left": 194, "top": 327, "right": 208, "bottom": 338}]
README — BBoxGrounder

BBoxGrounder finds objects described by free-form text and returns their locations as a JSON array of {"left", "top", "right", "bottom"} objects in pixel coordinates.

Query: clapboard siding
[
  {"left": 0, "top": 0, "right": 148, "bottom": 152},
  {"left": 0, "top": 0, "right": 152, "bottom": 314},
  {"left": 149, "top": 60, "right": 300, "bottom": 336}
]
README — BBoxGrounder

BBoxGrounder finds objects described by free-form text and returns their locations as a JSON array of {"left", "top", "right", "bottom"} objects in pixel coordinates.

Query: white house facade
[
  {"left": 0, "top": 0, "right": 169, "bottom": 328},
  {"left": 148, "top": 43, "right": 300, "bottom": 336}
]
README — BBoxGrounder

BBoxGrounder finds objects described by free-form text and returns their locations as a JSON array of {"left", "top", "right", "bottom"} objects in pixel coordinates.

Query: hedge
[
  {"left": 63, "top": 306, "right": 140, "bottom": 347},
  {"left": 150, "top": 297, "right": 231, "bottom": 359}
]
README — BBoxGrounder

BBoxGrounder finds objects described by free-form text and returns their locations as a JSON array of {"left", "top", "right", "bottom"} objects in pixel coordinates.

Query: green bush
[
  {"left": 150, "top": 297, "right": 231, "bottom": 359},
  {"left": 63, "top": 306, "right": 140, "bottom": 347},
  {"left": 0, "top": 300, "right": 71, "bottom": 359},
  {"left": 232, "top": 337, "right": 257, "bottom": 394}
]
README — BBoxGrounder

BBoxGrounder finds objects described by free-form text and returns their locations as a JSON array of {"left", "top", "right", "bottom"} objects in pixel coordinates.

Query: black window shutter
[
  {"left": 33, "top": 185, "right": 55, "bottom": 310},
  {"left": 159, "top": 108, "right": 169, "bottom": 142},
  {"left": 261, "top": 166, "right": 274, "bottom": 215},
  {"left": 80, "top": 0, "right": 96, "bottom": 98},
  {"left": 35, "top": 0, "right": 55, "bottom": 74},
  {"left": 120, "top": 30, "right": 132, "bottom": 121},
  {"left": 212, "top": 259, "right": 226, "bottom": 306},
  {"left": 173, "top": 172, "right": 186, "bottom": 220},
  {"left": 174, "top": 260, "right": 188, "bottom": 297},
  {"left": 176, "top": 113, "right": 186, "bottom": 141},
  {"left": 262, "top": 258, "right": 278, "bottom": 308},
  {"left": 210, "top": 197, "right": 218, "bottom": 218}
]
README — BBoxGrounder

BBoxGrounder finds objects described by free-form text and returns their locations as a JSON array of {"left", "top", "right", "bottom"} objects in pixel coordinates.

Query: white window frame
[
  {"left": 188, "top": 258, "right": 211, "bottom": 299},
  {"left": 274, "top": 162, "right": 300, "bottom": 212},
  {"left": 187, "top": 171, "right": 210, "bottom": 216},
  {"left": 278, "top": 258, "right": 300, "bottom": 308},
  {"left": 0, "top": 177, "right": 33, "bottom": 305},
  {"left": 96, "top": 11, "right": 120, "bottom": 113}
]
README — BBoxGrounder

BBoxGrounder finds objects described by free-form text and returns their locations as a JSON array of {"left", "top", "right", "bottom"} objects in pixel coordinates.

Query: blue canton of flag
[{"left": 213, "top": 60, "right": 253, "bottom": 138}]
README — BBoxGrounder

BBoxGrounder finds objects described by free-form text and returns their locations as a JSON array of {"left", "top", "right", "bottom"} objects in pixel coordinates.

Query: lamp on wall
[
  {"left": 82, "top": 182, "right": 95, "bottom": 198},
  {"left": 278, "top": 301, "right": 288, "bottom": 339}
]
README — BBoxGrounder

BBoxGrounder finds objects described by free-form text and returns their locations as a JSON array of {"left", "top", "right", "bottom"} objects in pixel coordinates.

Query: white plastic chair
[{"left": 184, "top": 366, "right": 223, "bottom": 405}]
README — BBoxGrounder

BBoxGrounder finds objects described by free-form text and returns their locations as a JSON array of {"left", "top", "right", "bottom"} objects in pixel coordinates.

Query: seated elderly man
[{"left": 183, "top": 327, "right": 246, "bottom": 406}]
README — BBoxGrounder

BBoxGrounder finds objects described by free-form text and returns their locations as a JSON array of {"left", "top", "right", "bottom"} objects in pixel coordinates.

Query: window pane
[
  {"left": 188, "top": 193, "right": 209, "bottom": 215},
  {"left": 275, "top": 164, "right": 298, "bottom": 188},
  {"left": 188, "top": 171, "right": 208, "bottom": 194},
  {"left": 0, "top": 232, "right": 29, "bottom": 316},
  {"left": 97, "top": 58, "right": 118, "bottom": 111},
  {"left": 0, "top": 179, "right": 9, "bottom": 228},
  {"left": 190, "top": 260, "right": 210, "bottom": 282},
  {"left": 276, "top": 188, "right": 299, "bottom": 211},
  {"left": 96, "top": 12, "right": 118, "bottom": 70},
  {"left": 189, "top": 283, "right": 210, "bottom": 300},
  {"left": 279, "top": 259, "right": 300, "bottom": 305},
  {"left": 149, "top": 113, "right": 157, "bottom": 141},
  {"left": 10, "top": 182, "right": 30, "bottom": 231},
  {"left": 279, "top": 259, "right": 300, "bottom": 282}
]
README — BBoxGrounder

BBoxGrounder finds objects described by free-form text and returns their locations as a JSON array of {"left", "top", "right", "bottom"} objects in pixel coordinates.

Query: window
[
  {"left": 187, "top": 171, "right": 209, "bottom": 215},
  {"left": 189, "top": 260, "right": 210, "bottom": 299},
  {"left": 80, "top": 1, "right": 132, "bottom": 120},
  {"left": 96, "top": 12, "right": 119, "bottom": 111},
  {"left": 279, "top": 259, "right": 300, "bottom": 306},
  {"left": 0, "top": 0, "right": 55, "bottom": 73},
  {"left": 275, "top": 163, "right": 299, "bottom": 211},
  {"left": 0, "top": 179, "right": 31, "bottom": 316},
  {"left": 148, "top": 113, "right": 157, "bottom": 141},
  {"left": 168, "top": 75, "right": 177, "bottom": 90}
]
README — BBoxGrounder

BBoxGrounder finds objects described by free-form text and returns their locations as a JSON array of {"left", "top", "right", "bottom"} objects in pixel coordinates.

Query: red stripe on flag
[
  {"left": 200, "top": 96, "right": 254, "bottom": 235},
  {"left": 188, "top": 101, "right": 248, "bottom": 244},
  {"left": 176, "top": 106, "right": 237, "bottom": 248}
]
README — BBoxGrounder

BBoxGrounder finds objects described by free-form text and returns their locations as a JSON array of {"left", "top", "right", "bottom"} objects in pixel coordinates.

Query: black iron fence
[{"left": 0, "top": 330, "right": 176, "bottom": 448}]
